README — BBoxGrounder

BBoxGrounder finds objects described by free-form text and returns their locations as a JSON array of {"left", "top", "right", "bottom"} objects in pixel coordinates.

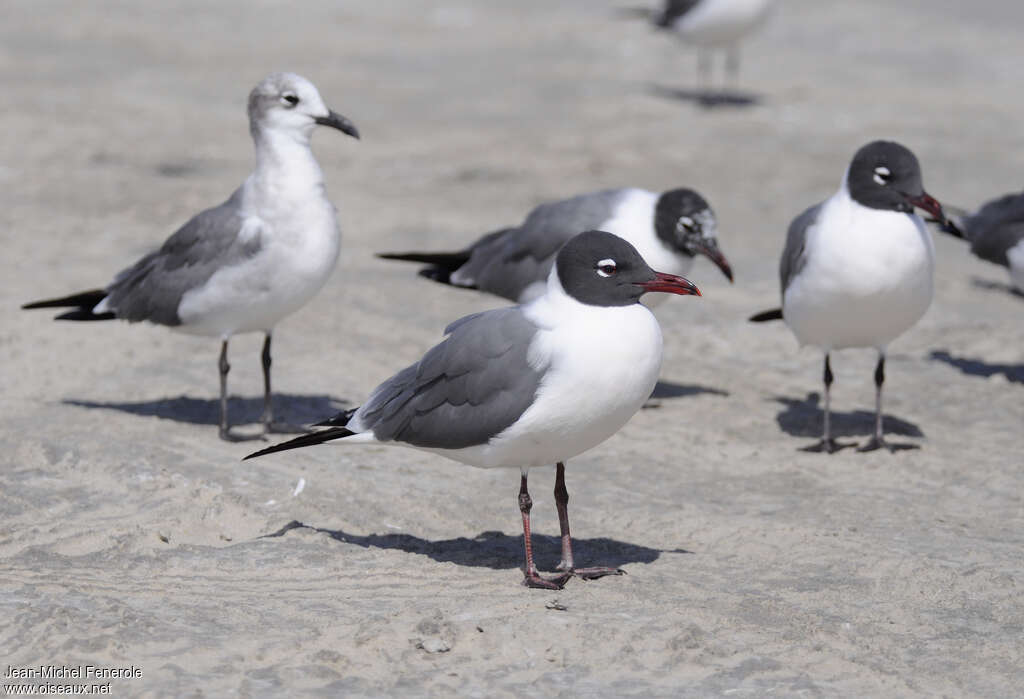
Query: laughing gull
[
  {"left": 247, "top": 231, "right": 702, "bottom": 589},
  {"left": 654, "top": 0, "right": 774, "bottom": 91},
  {"left": 379, "top": 187, "right": 732, "bottom": 305},
  {"left": 933, "top": 191, "right": 1024, "bottom": 294},
  {"left": 22, "top": 72, "right": 359, "bottom": 441},
  {"left": 750, "top": 141, "right": 958, "bottom": 453}
]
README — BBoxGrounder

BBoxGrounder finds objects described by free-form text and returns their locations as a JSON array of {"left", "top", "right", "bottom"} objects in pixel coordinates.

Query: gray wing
[
  {"left": 351, "top": 307, "right": 544, "bottom": 450},
  {"left": 780, "top": 203, "right": 822, "bottom": 293},
  {"left": 102, "top": 189, "right": 260, "bottom": 325},
  {"left": 965, "top": 192, "right": 1024, "bottom": 267},
  {"left": 656, "top": 0, "right": 702, "bottom": 27},
  {"left": 453, "top": 189, "right": 629, "bottom": 301}
]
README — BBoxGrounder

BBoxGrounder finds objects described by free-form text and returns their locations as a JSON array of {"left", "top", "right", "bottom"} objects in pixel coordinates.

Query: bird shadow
[
  {"left": 64, "top": 393, "right": 348, "bottom": 427},
  {"left": 649, "top": 83, "right": 761, "bottom": 109},
  {"left": 774, "top": 392, "right": 924, "bottom": 443},
  {"left": 970, "top": 277, "right": 1024, "bottom": 299},
  {"left": 260, "top": 520, "right": 690, "bottom": 571},
  {"left": 649, "top": 380, "right": 729, "bottom": 401},
  {"left": 930, "top": 350, "right": 1024, "bottom": 384}
]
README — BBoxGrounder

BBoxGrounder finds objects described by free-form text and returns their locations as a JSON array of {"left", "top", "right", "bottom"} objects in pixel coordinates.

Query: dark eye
[
  {"left": 282, "top": 94, "right": 300, "bottom": 107},
  {"left": 596, "top": 258, "right": 617, "bottom": 278},
  {"left": 873, "top": 166, "right": 891, "bottom": 185}
]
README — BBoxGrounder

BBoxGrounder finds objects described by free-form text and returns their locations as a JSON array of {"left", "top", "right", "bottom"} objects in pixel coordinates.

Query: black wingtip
[
  {"left": 23, "top": 289, "right": 108, "bottom": 311},
  {"left": 749, "top": 308, "right": 784, "bottom": 322},
  {"left": 376, "top": 250, "right": 470, "bottom": 268},
  {"left": 313, "top": 407, "right": 358, "bottom": 427},
  {"left": 243, "top": 426, "right": 357, "bottom": 461}
]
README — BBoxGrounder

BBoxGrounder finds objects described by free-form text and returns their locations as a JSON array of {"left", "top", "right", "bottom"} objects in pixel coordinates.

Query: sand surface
[{"left": 2, "top": 1, "right": 1022, "bottom": 696}]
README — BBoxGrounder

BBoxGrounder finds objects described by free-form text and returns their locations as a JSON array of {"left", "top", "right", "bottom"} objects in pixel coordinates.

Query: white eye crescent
[
  {"left": 596, "top": 258, "right": 617, "bottom": 277},
  {"left": 677, "top": 216, "right": 695, "bottom": 231},
  {"left": 873, "top": 166, "right": 891, "bottom": 186}
]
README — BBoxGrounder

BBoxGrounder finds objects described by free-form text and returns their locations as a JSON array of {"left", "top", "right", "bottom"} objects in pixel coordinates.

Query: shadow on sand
[
  {"left": 774, "top": 392, "right": 924, "bottom": 449},
  {"left": 650, "top": 380, "right": 729, "bottom": 400},
  {"left": 261, "top": 520, "right": 690, "bottom": 571},
  {"left": 930, "top": 350, "right": 1024, "bottom": 384},
  {"left": 65, "top": 393, "right": 348, "bottom": 427},
  {"left": 649, "top": 83, "right": 761, "bottom": 109},
  {"left": 971, "top": 277, "right": 1024, "bottom": 299}
]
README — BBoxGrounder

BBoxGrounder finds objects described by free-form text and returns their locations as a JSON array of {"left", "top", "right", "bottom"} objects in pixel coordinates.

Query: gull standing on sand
[
  {"left": 23, "top": 72, "right": 360, "bottom": 441},
  {"left": 247, "top": 231, "right": 702, "bottom": 589},
  {"left": 654, "top": 0, "right": 774, "bottom": 91},
  {"left": 379, "top": 187, "right": 732, "bottom": 305},
  {"left": 750, "top": 141, "right": 959, "bottom": 453}
]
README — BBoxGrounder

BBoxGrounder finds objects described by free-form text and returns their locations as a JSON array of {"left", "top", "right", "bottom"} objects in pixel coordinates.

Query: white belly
[
  {"left": 671, "top": 0, "right": 773, "bottom": 46},
  {"left": 784, "top": 201, "right": 935, "bottom": 351},
  {"left": 434, "top": 299, "right": 664, "bottom": 470},
  {"left": 177, "top": 201, "right": 340, "bottom": 337}
]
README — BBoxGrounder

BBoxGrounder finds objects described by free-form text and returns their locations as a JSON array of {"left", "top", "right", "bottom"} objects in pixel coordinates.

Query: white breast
[
  {"left": 177, "top": 144, "right": 341, "bottom": 337},
  {"left": 437, "top": 275, "right": 664, "bottom": 470},
  {"left": 670, "top": 0, "right": 774, "bottom": 46},
  {"left": 783, "top": 188, "right": 935, "bottom": 351}
]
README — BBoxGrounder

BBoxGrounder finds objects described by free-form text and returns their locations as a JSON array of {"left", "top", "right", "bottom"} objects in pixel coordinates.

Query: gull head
[{"left": 248, "top": 72, "right": 359, "bottom": 141}]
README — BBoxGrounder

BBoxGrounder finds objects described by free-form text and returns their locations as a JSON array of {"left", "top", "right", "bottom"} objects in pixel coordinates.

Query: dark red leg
[
  {"left": 519, "top": 472, "right": 570, "bottom": 589},
  {"left": 553, "top": 462, "right": 625, "bottom": 581}
]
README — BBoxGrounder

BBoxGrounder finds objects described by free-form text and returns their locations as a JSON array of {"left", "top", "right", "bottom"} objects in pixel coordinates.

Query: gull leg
[
  {"left": 725, "top": 45, "right": 740, "bottom": 91},
  {"left": 696, "top": 48, "right": 712, "bottom": 94},
  {"left": 217, "top": 339, "right": 262, "bottom": 442},
  {"left": 260, "top": 332, "right": 309, "bottom": 435},
  {"left": 260, "top": 332, "right": 274, "bottom": 431},
  {"left": 218, "top": 340, "right": 232, "bottom": 441},
  {"left": 554, "top": 462, "right": 625, "bottom": 581},
  {"left": 803, "top": 353, "right": 852, "bottom": 453},
  {"left": 520, "top": 471, "right": 570, "bottom": 590},
  {"left": 859, "top": 352, "right": 891, "bottom": 452}
]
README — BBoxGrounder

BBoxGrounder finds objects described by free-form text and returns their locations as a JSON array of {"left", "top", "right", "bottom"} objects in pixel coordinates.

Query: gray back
[
  {"left": 103, "top": 189, "right": 261, "bottom": 325},
  {"left": 455, "top": 189, "right": 629, "bottom": 301},
  {"left": 352, "top": 307, "right": 544, "bottom": 449},
  {"left": 780, "top": 203, "right": 822, "bottom": 293},
  {"left": 966, "top": 192, "right": 1024, "bottom": 267}
]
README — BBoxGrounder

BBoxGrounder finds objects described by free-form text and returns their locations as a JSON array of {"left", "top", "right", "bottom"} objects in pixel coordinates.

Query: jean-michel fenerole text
[{"left": 4, "top": 665, "right": 142, "bottom": 680}]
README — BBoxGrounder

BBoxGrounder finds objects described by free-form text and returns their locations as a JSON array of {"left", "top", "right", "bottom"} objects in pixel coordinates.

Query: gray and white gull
[
  {"left": 247, "top": 231, "right": 702, "bottom": 589},
  {"left": 751, "top": 141, "right": 959, "bottom": 453},
  {"left": 23, "top": 72, "right": 359, "bottom": 441},
  {"left": 379, "top": 187, "right": 731, "bottom": 306}
]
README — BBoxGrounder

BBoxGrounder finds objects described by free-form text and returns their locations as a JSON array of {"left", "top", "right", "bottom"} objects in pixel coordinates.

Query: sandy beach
[{"left": 2, "top": 0, "right": 1022, "bottom": 695}]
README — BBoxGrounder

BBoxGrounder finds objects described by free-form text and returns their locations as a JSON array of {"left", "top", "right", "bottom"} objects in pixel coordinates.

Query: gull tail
[
  {"left": 749, "top": 308, "right": 783, "bottom": 322},
  {"left": 244, "top": 426, "right": 356, "bottom": 460},
  {"left": 376, "top": 250, "right": 471, "bottom": 285},
  {"left": 377, "top": 227, "right": 512, "bottom": 286},
  {"left": 22, "top": 289, "right": 116, "bottom": 321}
]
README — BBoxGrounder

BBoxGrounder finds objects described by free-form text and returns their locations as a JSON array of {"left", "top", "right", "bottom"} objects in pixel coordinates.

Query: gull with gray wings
[
  {"left": 379, "top": 187, "right": 731, "bottom": 305},
  {"left": 751, "top": 141, "right": 959, "bottom": 453},
  {"left": 23, "top": 72, "right": 360, "bottom": 441},
  {"left": 248, "top": 231, "right": 702, "bottom": 589}
]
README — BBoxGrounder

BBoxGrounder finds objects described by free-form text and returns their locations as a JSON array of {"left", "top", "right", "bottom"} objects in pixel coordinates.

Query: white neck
[{"left": 250, "top": 126, "right": 325, "bottom": 203}]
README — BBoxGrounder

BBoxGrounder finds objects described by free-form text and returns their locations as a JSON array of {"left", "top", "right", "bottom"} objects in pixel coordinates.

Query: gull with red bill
[
  {"left": 750, "top": 140, "right": 959, "bottom": 453},
  {"left": 247, "top": 230, "right": 701, "bottom": 589}
]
